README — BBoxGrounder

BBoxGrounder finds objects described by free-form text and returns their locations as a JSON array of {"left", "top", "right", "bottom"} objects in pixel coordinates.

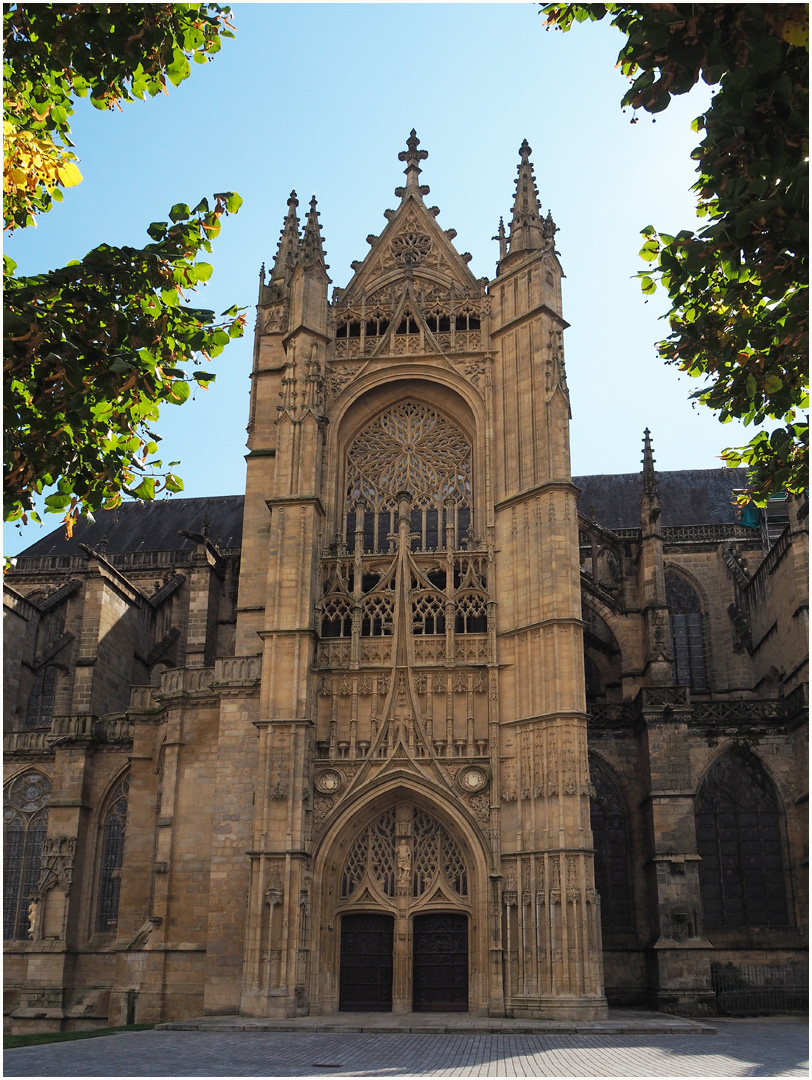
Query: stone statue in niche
[{"left": 396, "top": 839, "right": 411, "bottom": 883}]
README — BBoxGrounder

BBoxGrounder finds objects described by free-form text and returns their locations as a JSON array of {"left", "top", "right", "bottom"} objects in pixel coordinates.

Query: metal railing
[{"left": 711, "top": 961, "right": 808, "bottom": 1016}]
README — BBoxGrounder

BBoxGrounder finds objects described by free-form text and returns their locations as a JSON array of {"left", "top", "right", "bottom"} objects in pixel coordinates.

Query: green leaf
[
  {"left": 166, "top": 380, "right": 191, "bottom": 405},
  {"left": 169, "top": 203, "right": 191, "bottom": 223},
  {"left": 131, "top": 476, "right": 156, "bottom": 500}
]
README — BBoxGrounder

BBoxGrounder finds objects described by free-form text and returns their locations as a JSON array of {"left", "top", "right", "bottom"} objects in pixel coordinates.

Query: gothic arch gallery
[{"left": 4, "top": 135, "right": 807, "bottom": 1031}]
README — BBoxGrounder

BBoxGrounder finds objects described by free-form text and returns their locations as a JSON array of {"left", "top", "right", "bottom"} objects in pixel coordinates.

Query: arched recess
[
  {"left": 581, "top": 600, "right": 623, "bottom": 703},
  {"left": 308, "top": 774, "right": 492, "bottom": 1015},
  {"left": 3, "top": 770, "right": 51, "bottom": 940},
  {"left": 92, "top": 770, "right": 130, "bottom": 937},
  {"left": 695, "top": 746, "right": 791, "bottom": 930},
  {"left": 325, "top": 374, "right": 485, "bottom": 546},
  {"left": 664, "top": 567, "right": 710, "bottom": 692},
  {"left": 588, "top": 754, "right": 635, "bottom": 935}
]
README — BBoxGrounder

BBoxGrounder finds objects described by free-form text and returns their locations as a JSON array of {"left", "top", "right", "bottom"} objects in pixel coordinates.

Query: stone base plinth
[
  {"left": 238, "top": 989, "right": 297, "bottom": 1019},
  {"left": 507, "top": 995, "right": 608, "bottom": 1021},
  {"left": 651, "top": 988, "right": 717, "bottom": 1017}
]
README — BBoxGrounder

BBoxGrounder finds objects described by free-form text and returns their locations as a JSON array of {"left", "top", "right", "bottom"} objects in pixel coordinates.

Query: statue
[
  {"left": 27, "top": 898, "right": 39, "bottom": 939},
  {"left": 396, "top": 839, "right": 411, "bottom": 882}
]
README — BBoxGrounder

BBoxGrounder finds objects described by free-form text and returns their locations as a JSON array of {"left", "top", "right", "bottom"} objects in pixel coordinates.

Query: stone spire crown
[
  {"left": 507, "top": 139, "right": 544, "bottom": 256},
  {"left": 270, "top": 190, "right": 301, "bottom": 286},
  {"left": 641, "top": 428, "right": 660, "bottom": 502},
  {"left": 395, "top": 129, "right": 430, "bottom": 202},
  {"left": 301, "top": 194, "right": 329, "bottom": 271}
]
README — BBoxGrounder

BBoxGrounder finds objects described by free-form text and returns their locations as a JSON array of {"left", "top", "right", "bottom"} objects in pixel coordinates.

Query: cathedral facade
[{"left": 3, "top": 136, "right": 807, "bottom": 1031}]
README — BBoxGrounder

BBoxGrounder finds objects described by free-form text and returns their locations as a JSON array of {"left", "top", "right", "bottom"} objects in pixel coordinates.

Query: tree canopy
[
  {"left": 3, "top": 3, "right": 244, "bottom": 533},
  {"left": 542, "top": 3, "right": 808, "bottom": 501}
]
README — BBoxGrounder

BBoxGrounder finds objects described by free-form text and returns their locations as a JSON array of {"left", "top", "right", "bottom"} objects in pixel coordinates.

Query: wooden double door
[{"left": 339, "top": 912, "right": 468, "bottom": 1012}]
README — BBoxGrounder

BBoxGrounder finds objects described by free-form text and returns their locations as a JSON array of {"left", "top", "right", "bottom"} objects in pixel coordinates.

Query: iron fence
[{"left": 711, "top": 962, "right": 808, "bottom": 1016}]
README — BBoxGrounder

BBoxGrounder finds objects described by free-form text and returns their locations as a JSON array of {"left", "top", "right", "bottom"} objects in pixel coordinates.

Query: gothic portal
[
  {"left": 236, "top": 131, "right": 604, "bottom": 1020},
  {"left": 4, "top": 134, "right": 807, "bottom": 1032}
]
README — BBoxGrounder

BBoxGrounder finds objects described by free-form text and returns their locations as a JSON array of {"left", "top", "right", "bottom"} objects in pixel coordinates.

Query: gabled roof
[
  {"left": 11, "top": 469, "right": 754, "bottom": 561},
  {"left": 573, "top": 469, "right": 751, "bottom": 529},
  {"left": 336, "top": 131, "right": 482, "bottom": 304},
  {"left": 14, "top": 496, "right": 245, "bottom": 559}
]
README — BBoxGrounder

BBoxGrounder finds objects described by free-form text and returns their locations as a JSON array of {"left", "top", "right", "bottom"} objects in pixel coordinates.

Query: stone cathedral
[{"left": 3, "top": 135, "right": 808, "bottom": 1032}]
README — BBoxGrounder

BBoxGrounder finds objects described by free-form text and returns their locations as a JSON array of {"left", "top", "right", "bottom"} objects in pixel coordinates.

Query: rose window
[{"left": 345, "top": 401, "right": 472, "bottom": 552}]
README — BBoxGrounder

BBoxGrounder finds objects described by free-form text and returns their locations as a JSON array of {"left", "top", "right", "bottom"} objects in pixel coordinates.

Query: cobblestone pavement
[{"left": 5, "top": 1019, "right": 807, "bottom": 1078}]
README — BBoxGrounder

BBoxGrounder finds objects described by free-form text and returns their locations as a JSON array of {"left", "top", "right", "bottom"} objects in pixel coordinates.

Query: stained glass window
[
  {"left": 3, "top": 772, "right": 50, "bottom": 940},
  {"left": 345, "top": 401, "right": 472, "bottom": 553},
  {"left": 95, "top": 775, "right": 129, "bottom": 934},
  {"left": 25, "top": 666, "right": 57, "bottom": 728},
  {"left": 696, "top": 750, "right": 789, "bottom": 929},
  {"left": 666, "top": 572, "right": 707, "bottom": 691},
  {"left": 589, "top": 756, "right": 635, "bottom": 933}
]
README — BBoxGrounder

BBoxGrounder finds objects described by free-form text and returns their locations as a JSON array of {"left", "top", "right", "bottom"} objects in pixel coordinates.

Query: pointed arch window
[
  {"left": 665, "top": 571, "right": 707, "bottom": 691},
  {"left": 3, "top": 772, "right": 51, "bottom": 940},
  {"left": 344, "top": 401, "right": 472, "bottom": 553},
  {"left": 588, "top": 756, "right": 635, "bottom": 933},
  {"left": 95, "top": 774, "right": 129, "bottom": 934},
  {"left": 26, "top": 665, "right": 58, "bottom": 728},
  {"left": 696, "top": 750, "right": 789, "bottom": 929}
]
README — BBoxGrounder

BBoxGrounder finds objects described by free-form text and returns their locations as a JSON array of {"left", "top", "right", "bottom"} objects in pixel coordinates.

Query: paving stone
[{"left": 4, "top": 1017, "right": 807, "bottom": 1077}]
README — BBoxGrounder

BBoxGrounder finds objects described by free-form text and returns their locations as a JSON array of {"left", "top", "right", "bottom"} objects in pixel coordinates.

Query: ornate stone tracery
[{"left": 340, "top": 807, "right": 469, "bottom": 903}]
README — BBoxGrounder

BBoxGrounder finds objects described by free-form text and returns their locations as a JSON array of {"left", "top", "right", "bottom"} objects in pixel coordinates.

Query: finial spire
[
  {"left": 270, "top": 190, "right": 301, "bottom": 287},
  {"left": 395, "top": 129, "right": 430, "bottom": 201},
  {"left": 492, "top": 217, "right": 507, "bottom": 262},
  {"left": 507, "top": 139, "right": 544, "bottom": 256},
  {"left": 641, "top": 428, "right": 660, "bottom": 500},
  {"left": 301, "top": 194, "right": 329, "bottom": 269}
]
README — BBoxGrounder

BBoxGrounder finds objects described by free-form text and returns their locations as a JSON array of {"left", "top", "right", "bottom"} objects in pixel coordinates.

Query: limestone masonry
[{"left": 4, "top": 135, "right": 807, "bottom": 1032}]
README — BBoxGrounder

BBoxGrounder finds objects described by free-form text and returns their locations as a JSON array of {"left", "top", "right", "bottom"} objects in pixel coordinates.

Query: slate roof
[
  {"left": 573, "top": 468, "right": 750, "bottom": 530},
  {"left": 15, "top": 495, "right": 245, "bottom": 558},
  {"left": 13, "top": 469, "right": 750, "bottom": 559}
]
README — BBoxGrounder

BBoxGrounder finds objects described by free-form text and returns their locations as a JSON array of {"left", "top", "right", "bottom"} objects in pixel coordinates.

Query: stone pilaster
[{"left": 640, "top": 688, "right": 714, "bottom": 1015}]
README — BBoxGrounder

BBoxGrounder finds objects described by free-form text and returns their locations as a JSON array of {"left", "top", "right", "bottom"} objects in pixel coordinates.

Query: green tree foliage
[
  {"left": 3, "top": 4, "right": 245, "bottom": 531},
  {"left": 542, "top": 3, "right": 808, "bottom": 500}
]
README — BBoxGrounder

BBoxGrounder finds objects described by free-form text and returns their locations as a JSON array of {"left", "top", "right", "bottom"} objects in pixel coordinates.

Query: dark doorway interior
[
  {"left": 412, "top": 912, "right": 468, "bottom": 1011},
  {"left": 339, "top": 912, "right": 394, "bottom": 1011}
]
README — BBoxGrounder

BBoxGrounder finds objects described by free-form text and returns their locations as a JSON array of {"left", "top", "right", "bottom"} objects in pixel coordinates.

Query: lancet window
[
  {"left": 588, "top": 756, "right": 634, "bottom": 933},
  {"left": 95, "top": 774, "right": 129, "bottom": 934},
  {"left": 25, "top": 666, "right": 58, "bottom": 727},
  {"left": 665, "top": 572, "right": 707, "bottom": 691},
  {"left": 344, "top": 401, "right": 472, "bottom": 554},
  {"left": 696, "top": 749, "right": 789, "bottom": 929},
  {"left": 3, "top": 772, "right": 51, "bottom": 940}
]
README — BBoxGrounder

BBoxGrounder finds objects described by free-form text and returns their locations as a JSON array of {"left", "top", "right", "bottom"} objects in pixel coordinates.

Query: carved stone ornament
[
  {"left": 389, "top": 232, "right": 432, "bottom": 265},
  {"left": 36, "top": 835, "right": 76, "bottom": 895},
  {"left": 315, "top": 768, "right": 344, "bottom": 796},
  {"left": 456, "top": 765, "right": 488, "bottom": 794}
]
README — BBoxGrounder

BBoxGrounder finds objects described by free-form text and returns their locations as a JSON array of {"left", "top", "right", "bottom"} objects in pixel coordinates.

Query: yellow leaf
[{"left": 56, "top": 162, "right": 83, "bottom": 187}]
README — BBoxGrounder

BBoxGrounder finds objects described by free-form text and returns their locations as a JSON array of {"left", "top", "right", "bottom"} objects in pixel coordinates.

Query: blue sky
[{"left": 5, "top": 3, "right": 749, "bottom": 554}]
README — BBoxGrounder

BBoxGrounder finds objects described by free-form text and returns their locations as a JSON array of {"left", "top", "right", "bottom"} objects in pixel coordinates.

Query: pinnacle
[
  {"left": 641, "top": 428, "right": 660, "bottom": 500},
  {"left": 302, "top": 193, "right": 329, "bottom": 269},
  {"left": 270, "top": 190, "right": 302, "bottom": 287},
  {"left": 506, "top": 138, "right": 543, "bottom": 257},
  {"left": 395, "top": 129, "right": 430, "bottom": 201}
]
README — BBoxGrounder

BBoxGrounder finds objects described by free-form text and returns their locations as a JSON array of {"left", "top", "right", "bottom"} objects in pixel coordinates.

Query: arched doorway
[{"left": 314, "top": 794, "right": 485, "bottom": 1015}]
